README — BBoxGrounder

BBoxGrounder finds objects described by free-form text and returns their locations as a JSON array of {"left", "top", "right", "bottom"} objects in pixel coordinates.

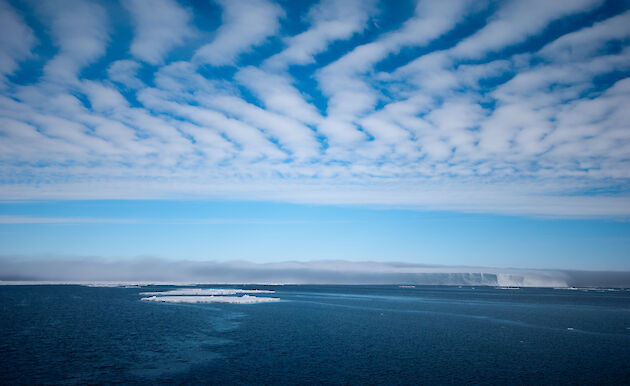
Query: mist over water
[{"left": 1, "top": 257, "right": 629, "bottom": 288}]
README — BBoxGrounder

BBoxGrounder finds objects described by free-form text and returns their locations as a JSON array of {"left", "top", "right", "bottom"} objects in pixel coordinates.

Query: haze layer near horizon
[{"left": 1, "top": 200, "right": 629, "bottom": 271}]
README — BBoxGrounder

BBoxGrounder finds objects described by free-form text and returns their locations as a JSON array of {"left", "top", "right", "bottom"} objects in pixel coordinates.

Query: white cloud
[
  {"left": 137, "top": 87, "right": 286, "bottom": 161},
  {"left": 107, "top": 60, "right": 143, "bottom": 89},
  {"left": 321, "top": 0, "right": 475, "bottom": 75},
  {"left": 34, "top": 0, "right": 109, "bottom": 83},
  {"left": 123, "top": 0, "right": 194, "bottom": 65},
  {"left": 539, "top": 10, "right": 630, "bottom": 62},
  {"left": 315, "top": 0, "right": 474, "bottom": 149},
  {"left": 0, "top": 0, "right": 628, "bottom": 217},
  {"left": 235, "top": 66, "right": 321, "bottom": 125},
  {"left": 451, "top": 0, "right": 604, "bottom": 59},
  {"left": 0, "top": 0, "right": 36, "bottom": 85},
  {"left": 264, "top": 0, "right": 375, "bottom": 69},
  {"left": 194, "top": 0, "right": 284, "bottom": 66},
  {"left": 208, "top": 94, "right": 320, "bottom": 159}
]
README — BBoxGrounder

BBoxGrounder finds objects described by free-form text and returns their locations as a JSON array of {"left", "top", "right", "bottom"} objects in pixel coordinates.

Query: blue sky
[
  {"left": 1, "top": 200, "right": 630, "bottom": 270},
  {"left": 1, "top": 0, "right": 629, "bottom": 270}
]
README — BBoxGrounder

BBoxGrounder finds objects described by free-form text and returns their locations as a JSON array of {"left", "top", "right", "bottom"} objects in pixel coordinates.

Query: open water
[{"left": 1, "top": 285, "right": 629, "bottom": 385}]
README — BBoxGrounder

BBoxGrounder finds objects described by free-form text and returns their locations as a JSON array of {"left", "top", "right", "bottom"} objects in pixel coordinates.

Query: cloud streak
[
  {"left": 123, "top": 0, "right": 195, "bottom": 65},
  {"left": 35, "top": 0, "right": 109, "bottom": 83},
  {"left": 194, "top": 0, "right": 284, "bottom": 66},
  {"left": 0, "top": 0, "right": 36, "bottom": 86},
  {"left": 0, "top": 0, "right": 629, "bottom": 217},
  {"left": 0, "top": 215, "right": 339, "bottom": 225}
]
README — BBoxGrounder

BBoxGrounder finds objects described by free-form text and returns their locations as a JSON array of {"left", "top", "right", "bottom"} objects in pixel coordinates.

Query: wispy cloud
[
  {"left": 0, "top": 0, "right": 36, "bottom": 86},
  {"left": 450, "top": 0, "right": 604, "bottom": 58},
  {"left": 0, "top": 0, "right": 629, "bottom": 217},
  {"left": 123, "top": 0, "right": 195, "bottom": 65},
  {"left": 0, "top": 215, "right": 343, "bottom": 225},
  {"left": 264, "top": 0, "right": 376, "bottom": 70},
  {"left": 34, "top": 0, "right": 109, "bottom": 83},
  {"left": 193, "top": 0, "right": 284, "bottom": 66}
]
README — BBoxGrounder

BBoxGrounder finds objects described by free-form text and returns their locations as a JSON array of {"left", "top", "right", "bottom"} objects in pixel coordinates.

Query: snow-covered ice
[
  {"left": 139, "top": 288, "right": 274, "bottom": 296},
  {"left": 141, "top": 295, "right": 280, "bottom": 304}
]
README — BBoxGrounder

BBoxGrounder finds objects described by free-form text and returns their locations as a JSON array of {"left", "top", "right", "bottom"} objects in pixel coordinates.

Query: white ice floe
[
  {"left": 141, "top": 295, "right": 280, "bottom": 304},
  {"left": 139, "top": 288, "right": 275, "bottom": 296},
  {"left": 553, "top": 287, "right": 621, "bottom": 292}
]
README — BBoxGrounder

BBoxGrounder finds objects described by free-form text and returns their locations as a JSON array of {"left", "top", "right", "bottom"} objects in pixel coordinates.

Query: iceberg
[{"left": 141, "top": 295, "right": 280, "bottom": 304}]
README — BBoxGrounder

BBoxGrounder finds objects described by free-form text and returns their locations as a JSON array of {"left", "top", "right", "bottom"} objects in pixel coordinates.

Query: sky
[{"left": 0, "top": 0, "right": 629, "bottom": 273}]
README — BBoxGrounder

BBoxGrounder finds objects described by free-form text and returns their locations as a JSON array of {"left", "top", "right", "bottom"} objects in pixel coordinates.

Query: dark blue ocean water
[{"left": 1, "top": 285, "right": 629, "bottom": 385}]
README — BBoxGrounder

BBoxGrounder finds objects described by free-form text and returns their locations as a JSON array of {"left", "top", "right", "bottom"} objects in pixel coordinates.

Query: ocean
[{"left": 1, "top": 285, "right": 628, "bottom": 384}]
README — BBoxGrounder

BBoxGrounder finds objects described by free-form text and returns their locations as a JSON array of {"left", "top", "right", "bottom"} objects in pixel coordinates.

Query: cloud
[
  {"left": 0, "top": 0, "right": 36, "bottom": 86},
  {"left": 315, "top": 0, "right": 475, "bottom": 149},
  {"left": 0, "top": 1, "right": 629, "bottom": 217},
  {"left": 235, "top": 66, "right": 321, "bottom": 124},
  {"left": 194, "top": 0, "right": 284, "bottom": 66},
  {"left": 34, "top": 0, "right": 109, "bottom": 83},
  {"left": 123, "top": 0, "right": 194, "bottom": 65},
  {"left": 107, "top": 60, "right": 143, "bottom": 88},
  {"left": 451, "top": 0, "right": 604, "bottom": 59},
  {"left": 538, "top": 10, "right": 630, "bottom": 63},
  {"left": 1, "top": 257, "right": 629, "bottom": 287},
  {"left": 264, "top": 0, "right": 376, "bottom": 70},
  {"left": 0, "top": 215, "right": 335, "bottom": 225},
  {"left": 208, "top": 94, "right": 320, "bottom": 159}
]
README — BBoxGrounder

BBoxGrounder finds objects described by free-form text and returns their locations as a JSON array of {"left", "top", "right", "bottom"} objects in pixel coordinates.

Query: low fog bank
[{"left": 1, "top": 257, "right": 628, "bottom": 288}]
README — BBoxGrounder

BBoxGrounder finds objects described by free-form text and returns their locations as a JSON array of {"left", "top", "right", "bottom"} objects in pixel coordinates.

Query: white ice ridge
[
  {"left": 139, "top": 288, "right": 275, "bottom": 296},
  {"left": 141, "top": 295, "right": 280, "bottom": 304}
]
